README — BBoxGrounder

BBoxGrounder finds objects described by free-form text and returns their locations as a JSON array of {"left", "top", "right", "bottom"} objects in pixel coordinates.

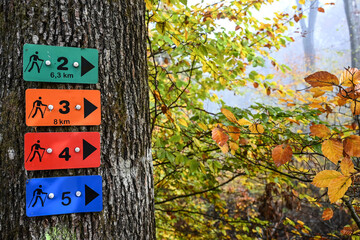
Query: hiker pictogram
[
  {"left": 28, "top": 97, "right": 47, "bottom": 119},
  {"left": 26, "top": 140, "right": 45, "bottom": 163},
  {"left": 28, "top": 185, "right": 47, "bottom": 208},
  {"left": 24, "top": 51, "right": 44, "bottom": 73}
]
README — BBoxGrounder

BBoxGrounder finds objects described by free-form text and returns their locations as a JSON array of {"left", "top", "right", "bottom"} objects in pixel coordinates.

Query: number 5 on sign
[{"left": 26, "top": 89, "right": 101, "bottom": 126}]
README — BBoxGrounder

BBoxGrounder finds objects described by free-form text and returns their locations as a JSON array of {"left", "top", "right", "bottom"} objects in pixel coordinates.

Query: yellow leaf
[
  {"left": 249, "top": 123, "right": 264, "bottom": 134},
  {"left": 220, "top": 143, "right": 229, "bottom": 154},
  {"left": 309, "top": 103, "right": 323, "bottom": 109},
  {"left": 193, "top": 137, "right": 201, "bottom": 147},
  {"left": 340, "top": 68, "right": 360, "bottom": 87},
  {"left": 212, "top": 127, "right": 229, "bottom": 146},
  {"left": 310, "top": 88, "right": 326, "bottom": 98},
  {"left": 304, "top": 71, "right": 339, "bottom": 88},
  {"left": 344, "top": 135, "right": 360, "bottom": 157},
  {"left": 178, "top": 118, "right": 188, "bottom": 127},
  {"left": 310, "top": 124, "right": 331, "bottom": 138},
  {"left": 341, "top": 156, "right": 355, "bottom": 176},
  {"left": 312, "top": 170, "right": 342, "bottom": 188},
  {"left": 322, "top": 208, "right": 333, "bottom": 221},
  {"left": 272, "top": 144, "right": 293, "bottom": 167},
  {"left": 221, "top": 108, "right": 238, "bottom": 124},
  {"left": 198, "top": 122, "right": 207, "bottom": 131},
  {"left": 328, "top": 175, "right": 352, "bottom": 203},
  {"left": 238, "top": 119, "right": 252, "bottom": 125},
  {"left": 299, "top": 0, "right": 305, "bottom": 4},
  {"left": 322, "top": 139, "right": 343, "bottom": 164},
  {"left": 229, "top": 142, "right": 239, "bottom": 155}
]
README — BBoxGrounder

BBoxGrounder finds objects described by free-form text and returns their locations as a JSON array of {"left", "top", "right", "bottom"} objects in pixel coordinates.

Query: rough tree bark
[
  {"left": 0, "top": 1, "right": 155, "bottom": 239},
  {"left": 296, "top": 0, "right": 319, "bottom": 72},
  {"left": 344, "top": 0, "right": 360, "bottom": 67}
]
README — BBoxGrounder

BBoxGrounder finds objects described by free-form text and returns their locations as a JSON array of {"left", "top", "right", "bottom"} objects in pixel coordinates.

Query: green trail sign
[{"left": 23, "top": 44, "right": 98, "bottom": 84}]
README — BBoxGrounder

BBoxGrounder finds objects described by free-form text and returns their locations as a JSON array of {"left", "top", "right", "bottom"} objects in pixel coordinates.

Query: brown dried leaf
[
  {"left": 212, "top": 127, "right": 229, "bottom": 146},
  {"left": 350, "top": 101, "right": 360, "bottom": 115},
  {"left": 305, "top": 71, "right": 339, "bottom": 88},
  {"left": 344, "top": 135, "right": 360, "bottom": 157},
  {"left": 322, "top": 208, "right": 333, "bottom": 221},
  {"left": 321, "top": 139, "right": 343, "bottom": 164},
  {"left": 272, "top": 144, "right": 293, "bottom": 167}
]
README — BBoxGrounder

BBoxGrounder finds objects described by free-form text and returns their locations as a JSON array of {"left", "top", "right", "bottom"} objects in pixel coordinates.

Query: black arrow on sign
[
  {"left": 83, "top": 139, "right": 97, "bottom": 160},
  {"left": 84, "top": 98, "right": 98, "bottom": 118},
  {"left": 85, "top": 184, "right": 99, "bottom": 206},
  {"left": 81, "top": 56, "right": 95, "bottom": 77}
]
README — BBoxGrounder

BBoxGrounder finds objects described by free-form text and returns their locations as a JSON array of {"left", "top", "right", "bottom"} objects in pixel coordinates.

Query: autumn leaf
[
  {"left": 219, "top": 142, "right": 229, "bottom": 154},
  {"left": 341, "top": 226, "right": 354, "bottom": 236},
  {"left": 227, "top": 126, "right": 240, "bottom": 141},
  {"left": 318, "top": 7, "right": 325, "bottom": 13},
  {"left": 212, "top": 127, "right": 229, "bottom": 146},
  {"left": 341, "top": 156, "right": 356, "bottom": 176},
  {"left": 294, "top": 14, "right": 300, "bottom": 22},
  {"left": 221, "top": 108, "right": 238, "bottom": 124},
  {"left": 321, "top": 139, "right": 343, "bottom": 164},
  {"left": 304, "top": 71, "right": 339, "bottom": 88},
  {"left": 340, "top": 68, "right": 360, "bottom": 86},
  {"left": 344, "top": 135, "right": 360, "bottom": 157},
  {"left": 253, "top": 82, "right": 259, "bottom": 88},
  {"left": 350, "top": 100, "right": 360, "bottom": 115},
  {"left": 312, "top": 170, "right": 342, "bottom": 188},
  {"left": 310, "top": 124, "right": 331, "bottom": 138},
  {"left": 229, "top": 142, "right": 239, "bottom": 155},
  {"left": 328, "top": 175, "right": 352, "bottom": 203},
  {"left": 310, "top": 87, "right": 326, "bottom": 98},
  {"left": 272, "top": 144, "right": 293, "bottom": 167},
  {"left": 299, "top": 0, "right": 305, "bottom": 4},
  {"left": 249, "top": 123, "right": 264, "bottom": 134},
  {"left": 322, "top": 208, "right": 333, "bottom": 221},
  {"left": 238, "top": 119, "right": 252, "bottom": 125}
]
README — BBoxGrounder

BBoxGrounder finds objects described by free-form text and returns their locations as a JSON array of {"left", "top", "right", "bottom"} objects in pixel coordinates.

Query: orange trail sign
[{"left": 26, "top": 89, "right": 101, "bottom": 126}]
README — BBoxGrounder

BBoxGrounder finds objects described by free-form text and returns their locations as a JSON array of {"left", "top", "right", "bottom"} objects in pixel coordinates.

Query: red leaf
[{"left": 318, "top": 7, "right": 325, "bottom": 13}]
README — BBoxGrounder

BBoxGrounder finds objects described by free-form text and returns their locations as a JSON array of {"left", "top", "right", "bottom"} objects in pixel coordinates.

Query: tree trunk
[
  {"left": 344, "top": 0, "right": 360, "bottom": 67},
  {"left": 297, "top": 0, "right": 319, "bottom": 72},
  {"left": 0, "top": 1, "right": 155, "bottom": 239}
]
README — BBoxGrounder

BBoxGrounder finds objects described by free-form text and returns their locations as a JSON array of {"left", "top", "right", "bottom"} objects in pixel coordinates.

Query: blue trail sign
[
  {"left": 26, "top": 175, "right": 102, "bottom": 217},
  {"left": 23, "top": 44, "right": 98, "bottom": 84}
]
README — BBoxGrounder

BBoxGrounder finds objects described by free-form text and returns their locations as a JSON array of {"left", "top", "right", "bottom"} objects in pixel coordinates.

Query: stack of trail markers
[{"left": 23, "top": 44, "right": 102, "bottom": 217}]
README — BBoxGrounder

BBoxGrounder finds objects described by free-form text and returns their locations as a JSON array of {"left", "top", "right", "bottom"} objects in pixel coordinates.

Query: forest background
[{"left": 149, "top": 0, "right": 360, "bottom": 239}]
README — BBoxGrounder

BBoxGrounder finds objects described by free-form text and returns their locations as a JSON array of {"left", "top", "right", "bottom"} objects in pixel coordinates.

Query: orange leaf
[
  {"left": 328, "top": 175, "right": 352, "bottom": 203},
  {"left": 318, "top": 7, "right": 325, "bottom": 13},
  {"left": 272, "top": 144, "right": 293, "bottom": 167},
  {"left": 227, "top": 126, "right": 240, "bottom": 141},
  {"left": 340, "top": 68, "right": 360, "bottom": 86},
  {"left": 313, "top": 170, "right": 342, "bottom": 188},
  {"left": 322, "top": 208, "right": 333, "bottom": 221},
  {"left": 344, "top": 135, "right": 360, "bottom": 157},
  {"left": 294, "top": 14, "right": 300, "bottom": 22},
  {"left": 253, "top": 82, "right": 259, "bottom": 88},
  {"left": 350, "top": 101, "right": 360, "bottom": 115},
  {"left": 341, "top": 226, "right": 354, "bottom": 236},
  {"left": 341, "top": 156, "right": 356, "bottom": 176},
  {"left": 304, "top": 71, "right": 339, "bottom": 88},
  {"left": 266, "top": 87, "right": 271, "bottom": 96},
  {"left": 249, "top": 123, "right": 264, "bottom": 134},
  {"left": 212, "top": 127, "right": 229, "bottom": 146},
  {"left": 221, "top": 108, "right": 238, "bottom": 124},
  {"left": 310, "top": 124, "right": 331, "bottom": 138},
  {"left": 322, "top": 139, "right": 343, "bottom": 164}
]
